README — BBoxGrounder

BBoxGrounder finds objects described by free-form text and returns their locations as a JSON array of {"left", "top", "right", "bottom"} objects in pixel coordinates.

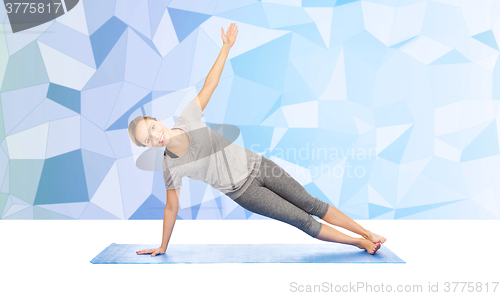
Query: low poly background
[{"left": 0, "top": 0, "right": 499, "bottom": 220}]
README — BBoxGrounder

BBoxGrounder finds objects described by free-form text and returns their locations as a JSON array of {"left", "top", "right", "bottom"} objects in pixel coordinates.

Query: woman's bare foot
[
  {"left": 365, "top": 230, "right": 386, "bottom": 244},
  {"left": 356, "top": 238, "right": 381, "bottom": 255}
]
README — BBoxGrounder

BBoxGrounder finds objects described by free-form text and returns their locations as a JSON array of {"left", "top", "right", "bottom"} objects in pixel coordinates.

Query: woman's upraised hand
[
  {"left": 221, "top": 22, "right": 238, "bottom": 48},
  {"left": 136, "top": 247, "right": 166, "bottom": 257}
]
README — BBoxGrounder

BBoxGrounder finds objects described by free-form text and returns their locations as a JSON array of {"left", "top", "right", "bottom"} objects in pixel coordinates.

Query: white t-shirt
[{"left": 162, "top": 101, "right": 262, "bottom": 199}]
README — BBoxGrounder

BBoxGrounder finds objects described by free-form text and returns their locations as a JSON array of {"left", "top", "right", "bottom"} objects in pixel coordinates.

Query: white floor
[{"left": 1, "top": 220, "right": 499, "bottom": 295}]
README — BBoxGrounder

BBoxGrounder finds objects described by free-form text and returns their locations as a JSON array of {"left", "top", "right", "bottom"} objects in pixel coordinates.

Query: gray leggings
[{"left": 232, "top": 157, "right": 330, "bottom": 238}]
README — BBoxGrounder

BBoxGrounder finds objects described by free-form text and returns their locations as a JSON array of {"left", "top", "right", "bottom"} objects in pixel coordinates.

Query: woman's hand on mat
[
  {"left": 221, "top": 23, "right": 238, "bottom": 48},
  {"left": 136, "top": 247, "right": 166, "bottom": 257}
]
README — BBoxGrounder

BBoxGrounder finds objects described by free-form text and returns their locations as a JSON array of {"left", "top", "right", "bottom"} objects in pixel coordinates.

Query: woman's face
[{"left": 135, "top": 118, "right": 169, "bottom": 148}]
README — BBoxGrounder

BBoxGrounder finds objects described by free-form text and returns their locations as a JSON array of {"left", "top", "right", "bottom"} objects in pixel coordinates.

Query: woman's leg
[
  {"left": 322, "top": 205, "right": 386, "bottom": 244},
  {"left": 257, "top": 157, "right": 385, "bottom": 245},
  {"left": 233, "top": 177, "right": 380, "bottom": 254},
  {"left": 233, "top": 176, "right": 325, "bottom": 238},
  {"left": 315, "top": 224, "right": 381, "bottom": 254},
  {"left": 255, "top": 157, "right": 330, "bottom": 220},
  {"left": 238, "top": 157, "right": 381, "bottom": 254}
]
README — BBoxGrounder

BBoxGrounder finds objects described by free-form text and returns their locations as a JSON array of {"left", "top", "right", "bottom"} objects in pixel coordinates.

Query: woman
[{"left": 129, "top": 23, "right": 386, "bottom": 257}]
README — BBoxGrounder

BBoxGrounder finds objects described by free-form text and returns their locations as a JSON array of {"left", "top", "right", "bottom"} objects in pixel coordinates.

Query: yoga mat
[{"left": 91, "top": 243, "right": 405, "bottom": 264}]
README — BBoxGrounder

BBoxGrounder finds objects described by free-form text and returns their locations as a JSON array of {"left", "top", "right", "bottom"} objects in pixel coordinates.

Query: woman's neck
[{"left": 165, "top": 129, "right": 185, "bottom": 158}]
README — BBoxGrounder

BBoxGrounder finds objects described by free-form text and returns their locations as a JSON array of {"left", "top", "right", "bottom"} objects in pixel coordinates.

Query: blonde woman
[{"left": 129, "top": 23, "right": 386, "bottom": 257}]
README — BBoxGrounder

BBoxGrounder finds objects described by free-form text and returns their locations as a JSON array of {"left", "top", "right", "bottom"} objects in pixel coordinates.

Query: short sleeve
[
  {"left": 179, "top": 100, "right": 204, "bottom": 123},
  {"left": 163, "top": 166, "right": 183, "bottom": 190}
]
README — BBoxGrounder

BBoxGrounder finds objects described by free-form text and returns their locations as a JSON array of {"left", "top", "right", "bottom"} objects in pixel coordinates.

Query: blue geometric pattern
[{"left": 0, "top": 0, "right": 499, "bottom": 220}]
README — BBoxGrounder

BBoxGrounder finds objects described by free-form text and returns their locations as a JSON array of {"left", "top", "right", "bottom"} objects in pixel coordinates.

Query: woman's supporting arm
[
  {"left": 136, "top": 187, "right": 180, "bottom": 256},
  {"left": 160, "top": 207, "right": 178, "bottom": 250},
  {"left": 160, "top": 188, "right": 180, "bottom": 250}
]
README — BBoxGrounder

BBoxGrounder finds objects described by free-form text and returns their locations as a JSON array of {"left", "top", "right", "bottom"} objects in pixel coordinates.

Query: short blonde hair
[{"left": 128, "top": 115, "right": 157, "bottom": 147}]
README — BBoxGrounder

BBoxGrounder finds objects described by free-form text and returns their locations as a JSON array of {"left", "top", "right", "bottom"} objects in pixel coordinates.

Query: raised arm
[
  {"left": 136, "top": 187, "right": 180, "bottom": 256},
  {"left": 193, "top": 23, "right": 238, "bottom": 112}
]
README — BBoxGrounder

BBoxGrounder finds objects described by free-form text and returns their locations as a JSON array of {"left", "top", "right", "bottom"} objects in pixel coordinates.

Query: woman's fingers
[
  {"left": 227, "top": 23, "right": 236, "bottom": 34},
  {"left": 136, "top": 249, "right": 152, "bottom": 254},
  {"left": 222, "top": 23, "right": 237, "bottom": 46},
  {"left": 222, "top": 23, "right": 237, "bottom": 36},
  {"left": 136, "top": 247, "right": 165, "bottom": 256}
]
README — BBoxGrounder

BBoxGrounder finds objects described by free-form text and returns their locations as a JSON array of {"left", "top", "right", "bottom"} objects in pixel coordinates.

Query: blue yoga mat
[{"left": 90, "top": 243, "right": 405, "bottom": 264}]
